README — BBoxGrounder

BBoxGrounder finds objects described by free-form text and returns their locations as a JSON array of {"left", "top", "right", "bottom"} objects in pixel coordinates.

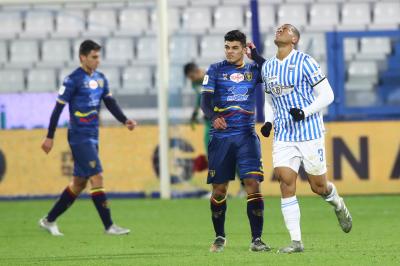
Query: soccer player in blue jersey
[
  {"left": 248, "top": 24, "right": 352, "bottom": 253},
  {"left": 39, "top": 40, "right": 136, "bottom": 236},
  {"left": 201, "top": 30, "right": 271, "bottom": 253}
]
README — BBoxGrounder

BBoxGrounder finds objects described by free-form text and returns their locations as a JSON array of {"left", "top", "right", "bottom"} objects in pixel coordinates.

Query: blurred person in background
[{"left": 39, "top": 40, "right": 136, "bottom": 236}]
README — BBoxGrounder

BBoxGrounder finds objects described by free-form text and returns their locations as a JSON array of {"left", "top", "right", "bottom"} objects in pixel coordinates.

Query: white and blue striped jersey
[{"left": 261, "top": 49, "right": 326, "bottom": 142}]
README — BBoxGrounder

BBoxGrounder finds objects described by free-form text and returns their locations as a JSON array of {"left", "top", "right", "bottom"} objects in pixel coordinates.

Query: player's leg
[
  {"left": 39, "top": 176, "right": 87, "bottom": 236},
  {"left": 207, "top": 136, "right": 235, "bottom": 252},
  {"left": 209, "top": 182, "right": 229, "bottom": 252},
  {"left": 237, "top": 132, "right": 271, "bottom": 252},
  {"left": 273, "top": 141, "right": 304, "bottom": 253},
  {"left": 90, "top": 174, "right": 130, "bottom": 235},
  {"left": 302, "top": 137, "right": 352, "bottom": 233}
]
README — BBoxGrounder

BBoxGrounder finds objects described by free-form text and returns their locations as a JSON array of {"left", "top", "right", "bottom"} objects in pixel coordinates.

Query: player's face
[
  {"left": 274, "top": 24, "right": 297, "bottom": 46},
  {"left": 187, "top": 69, "right": 204, "bottom": 83},
  {"left": 224, "top": 41, "right": 245, "bottom": 65},
  {"left": 80, "top": 50, "right": 101, "bottom": 72}
]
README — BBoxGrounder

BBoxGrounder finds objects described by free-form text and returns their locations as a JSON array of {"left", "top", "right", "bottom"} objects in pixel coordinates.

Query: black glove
[
  {"left": 190, "top": 110, "right": 198, "bottom": 124},
  {"left": 289, "top": 108, "right": 305, "bottom": 121},
  {"left": 260, "top": 122, "right": 272, "bottom": 137}
]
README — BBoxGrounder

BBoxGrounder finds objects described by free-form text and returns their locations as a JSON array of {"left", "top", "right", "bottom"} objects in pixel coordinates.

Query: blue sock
[
  {"left": 91, "top": 188, "right": 113, "bottom": 230},
  {"left": 247, "top": 193, "right": 264, "bottom": 241},
  {"left": 210, "top": 196, "right": 227, "bottom": 238},
  {"left": 47, "top": 186, "right": 77, "bottom": 222}
]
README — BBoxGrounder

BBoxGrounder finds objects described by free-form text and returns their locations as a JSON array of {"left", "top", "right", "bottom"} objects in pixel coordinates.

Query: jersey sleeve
[
  {"left": 302, "top": 55, "right": 326, "bottom": 87},
  {"left": 101, "top": 75, "right": 112, "bottom": 99},
  {"left": 201, "top": 64, "right": 217, "bottom": 94},
  {"left": 57, "top": 76, "right": 75, "bottom": 104}
]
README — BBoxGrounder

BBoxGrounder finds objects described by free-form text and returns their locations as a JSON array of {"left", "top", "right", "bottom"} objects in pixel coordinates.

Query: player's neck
[
  {"left": 276, "top": 45, "right": 293, "bottom": 61},
  {"left": 81, "top": 65, "right": 95, "bottom": 76},
  {"left": 231, "top": 59, "right": 244, "bottom": 67}
]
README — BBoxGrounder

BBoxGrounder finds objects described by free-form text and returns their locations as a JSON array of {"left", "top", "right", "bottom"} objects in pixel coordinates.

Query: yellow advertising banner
[{"left": 0, "top": 121, "right": 399, "bottom": 197}]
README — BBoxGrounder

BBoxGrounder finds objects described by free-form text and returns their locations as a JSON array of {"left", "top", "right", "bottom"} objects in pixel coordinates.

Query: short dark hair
[
  {"left": 224, "top": 30, "right": 246, "bottom": 47},
  {"left": 183, "top": 62, "right": 198, "bottom": 76},
  {"left": 287, "top": 24, "right": 300, "bottom": 44},
  {"left": 79, "top": 40, "right": 101, "bottom": 56}
]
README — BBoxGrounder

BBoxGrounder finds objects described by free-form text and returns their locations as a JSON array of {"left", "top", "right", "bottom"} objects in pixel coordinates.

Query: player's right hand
[
  {"left": 246, "top": 42, "right": 256, "bottom": 59},
  {"left": 213, "top": 116, "right": 227, "bottom": 130},
  {"left": 260, "top": 122, "right": 272, "bottom": 137},
  {"left": 41, "top": 138, "right": 54, "bottom": 154}
]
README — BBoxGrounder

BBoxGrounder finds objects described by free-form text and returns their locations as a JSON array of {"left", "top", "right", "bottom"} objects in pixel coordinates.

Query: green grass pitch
[{"left": 0, "top": 195, "right": 399, "bottom": 265}]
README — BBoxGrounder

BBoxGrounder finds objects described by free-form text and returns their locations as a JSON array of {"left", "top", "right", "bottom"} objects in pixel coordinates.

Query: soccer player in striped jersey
[
  {"left": 201, "top": 30, "right": 271, "bottom": 253},
  {"left": 248, "top": 24, "right": 352, "bottom": 253},
  {"left": 39, "top": 40, "right": 136, "bottom": 236}
]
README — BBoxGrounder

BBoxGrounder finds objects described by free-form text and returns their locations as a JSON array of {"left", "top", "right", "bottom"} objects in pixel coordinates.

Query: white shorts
[{"left": 272, "top": 137, "right": 327, "bottom": 175}]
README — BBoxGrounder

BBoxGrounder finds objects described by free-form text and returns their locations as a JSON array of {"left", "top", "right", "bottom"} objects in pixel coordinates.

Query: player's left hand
[
  {"left": 289, "top": 108, "right": 305, "bottom": 121},
  {"left": 125, "top": 119, "right": 137, "bottom": 131}
]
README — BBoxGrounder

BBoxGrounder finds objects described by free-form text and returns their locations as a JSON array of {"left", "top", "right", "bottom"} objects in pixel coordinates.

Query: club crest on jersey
[
  {"left": 227, "top": 86, "right": 249, "bottom": 101},
  {"left": 209, "top": 170, "right": 216, "bottom": 177},
  {"left": 229, "top": 73, "right": 244, "bottom": 83},
  {"left": 89, "top": 80, "right": 98, "bottom": 90},
  {"left": 96, "top": 79, "right": 104, "bottom": 88},
  {"left": 222, "top": 73, "right": 228, "bottom": 80},
  {"left": 244, "top": 71, "right": 253, "bottom": 81},
  {"left": 89, "top": 160, "right": 96, "bottom": 168},
  {"left": 288, "top": 64, "right": 296, "bottom": 71}
]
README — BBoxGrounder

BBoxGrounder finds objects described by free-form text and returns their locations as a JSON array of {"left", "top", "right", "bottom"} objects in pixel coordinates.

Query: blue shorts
[
  {"left": 207, "top": 132, "right": 264, "bottom": 184},
  {"left": 69, "top": 142, "right": 102, "bottom": 179}
]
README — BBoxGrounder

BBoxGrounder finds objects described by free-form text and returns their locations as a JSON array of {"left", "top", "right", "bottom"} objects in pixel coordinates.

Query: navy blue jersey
[
  {"left": 201, "top": 60, "right": 262, "bottom": 137},
  {"left": 57, "top": 67, "right": 111, "bottom": 144}
]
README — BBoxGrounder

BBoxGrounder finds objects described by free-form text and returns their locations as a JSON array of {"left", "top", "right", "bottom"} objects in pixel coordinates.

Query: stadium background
[{"left": 0, "top": 0, "right": 399, "bottom": 265}]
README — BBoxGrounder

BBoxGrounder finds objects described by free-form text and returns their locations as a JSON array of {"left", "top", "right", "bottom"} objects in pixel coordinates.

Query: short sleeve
[
  {"left": 302, "top": 55, "right": 326, "bottom": 86},
  {"left": 57, "top": 76, "right": 75, "bottom": 104},
  {"left": 201, "top": 64, "right": 217, "bottom": 93}
]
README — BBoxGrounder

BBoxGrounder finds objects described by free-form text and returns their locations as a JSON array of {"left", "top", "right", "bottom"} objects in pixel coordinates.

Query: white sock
[
  {"left": 323, "top": 182, "right": 342, "bottom": 210},
  {"left": 281, "top": 196, "right": 301, "bottom": 241}
]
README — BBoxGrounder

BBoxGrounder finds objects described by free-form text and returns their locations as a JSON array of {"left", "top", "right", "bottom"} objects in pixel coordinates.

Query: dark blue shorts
[
  {"left": 207, "top": 132, "right": 264, "bottom": 184},
  {"left": 69, "top": 141, "right": 102, "bottom": 179}
]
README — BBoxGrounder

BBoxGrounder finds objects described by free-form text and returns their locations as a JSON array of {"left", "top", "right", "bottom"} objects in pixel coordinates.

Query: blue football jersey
[
  {"left": 57, "top": 67, "right": 111, "bottom": 144},
  {"left": 201, "top": 60, "right": 262, "bottom": 137}
]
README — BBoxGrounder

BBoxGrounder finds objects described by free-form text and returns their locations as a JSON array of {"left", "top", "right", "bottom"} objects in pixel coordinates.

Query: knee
[
  {"left": 212, "top": 188, "right": 227, "bottom": 200},
  {"left": 90, "top": 174, "right": 104, "bottom": 187},
  {"left": 243, "top": 179, "right": 260, "bottom": 194},
  {"left": 71, "top": 180, "right": 87, "bottom": 193},
  {"left": 310, "top": 182, "right": 329, "bottom": 195}
]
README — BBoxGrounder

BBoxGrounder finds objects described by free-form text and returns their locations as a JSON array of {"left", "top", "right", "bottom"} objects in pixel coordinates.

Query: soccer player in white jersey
[{"left": 248, "top": 24, "right": 352, "bottom": 253}]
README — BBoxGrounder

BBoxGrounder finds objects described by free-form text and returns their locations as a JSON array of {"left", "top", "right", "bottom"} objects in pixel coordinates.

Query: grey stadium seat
[
  {"left": 277, "top": 4, "right": 307, "bottom": 28},
  {"left": 309, "top": 4, "right": 339, "bottom": 31},
  {"left": 87, "top": 9, "right": 117, "bottom": 37},
  {"left": 169, "top": 35, "right": 198, "bottom": 63},
  {"left": 0, "top": 11, "right": 22, "bottom": 39},
  {"left": 116, "top": 9, "right": 149, "bottom": 36},
  {"left": 21, "top": 11, "right": 54, "bottom": 39},
  {"left": 212, "top": 6, "right": 245, "bottom": 33},
  {"left": 121, "top": 66, "right": 152, "bottom": 94},
  {"left": 53, "top": 10, "right": 85, "bottom": 38},
  {"left": 0, "top": 70, "right": 25, "bottom": 92},
  {"left": 104, "top": 38, "right": 134, "bottom": 65},
  {"left": 40, "top": 39, "right": 71, "bottom": 67},
  {"left": 338, "top": 3, "right": 371, "bottom": 31},
  {"left": 27, "top": 69, "right": 57, "bottom": 92},
  {"left": 10, "top": 40, "right": 39, "bottom": 66},
  {"left": 370, "top": 2, "right": 400, "bottom": 30},
  {"left": 182, "top": 7, "right": 212, "bottom": 33}
]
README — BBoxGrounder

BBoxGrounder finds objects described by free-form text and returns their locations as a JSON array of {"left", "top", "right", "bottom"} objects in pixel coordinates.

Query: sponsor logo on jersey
[
  {"left": 89, "top": 80, "right": 98, "bottom": 90},
  {"left": 227, "top": 86, "right": 249, "bottom": 101},
  {"left": 244, "top": 71, "right": 253, "bottom": 81},
  {"left": 229, "top": 73, "right": 244, "bottom": 83},
  {"left": 270, "top": 84, "right": 294, "bottom": 96}
]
